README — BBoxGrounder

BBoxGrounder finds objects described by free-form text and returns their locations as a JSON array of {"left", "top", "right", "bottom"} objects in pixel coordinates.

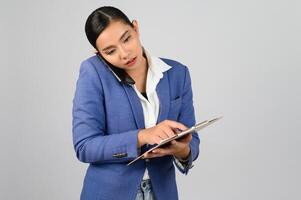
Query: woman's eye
[
  {"left": 124, "top": 36, "right": 131, "bottom": 42},
  {"left": 106, "top": 49, "right": 115, "bottom": 55}
]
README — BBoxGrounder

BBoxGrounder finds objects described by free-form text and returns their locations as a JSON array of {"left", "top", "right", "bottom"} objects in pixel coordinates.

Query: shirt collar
[
  {"left": 144, "top": 48, "right": 171, "bottom": 80},
  {"left": 144, "top": 48, "right": 171, "bottom": 94},
  {"left": 102, "top": 47, "right": 171, "bottom": 85}
]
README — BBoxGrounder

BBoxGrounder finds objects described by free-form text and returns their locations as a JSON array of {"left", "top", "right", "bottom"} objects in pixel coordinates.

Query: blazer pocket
[{"left": 168, "top": 96, "right": 182, "bottom": 120}]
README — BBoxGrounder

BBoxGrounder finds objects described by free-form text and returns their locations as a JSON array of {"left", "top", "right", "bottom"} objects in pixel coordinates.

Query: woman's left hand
[{"left": 143, "top": 133, "right": 192, "bottom": 160}]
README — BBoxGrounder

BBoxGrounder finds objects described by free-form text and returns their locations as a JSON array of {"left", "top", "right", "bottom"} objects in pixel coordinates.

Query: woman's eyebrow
[{"left": 102, "top": 30, "right": 129, "bottom": 51}]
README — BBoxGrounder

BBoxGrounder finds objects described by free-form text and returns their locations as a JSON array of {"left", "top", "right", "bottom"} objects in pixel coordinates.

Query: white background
[{"left": 1, "top": 0, "right": 300, "bottom": 199}]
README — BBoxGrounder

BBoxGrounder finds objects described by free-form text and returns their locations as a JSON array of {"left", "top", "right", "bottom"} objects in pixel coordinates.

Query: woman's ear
[{"left": 131, "top": 20, "right": 139, "bottom": 35}]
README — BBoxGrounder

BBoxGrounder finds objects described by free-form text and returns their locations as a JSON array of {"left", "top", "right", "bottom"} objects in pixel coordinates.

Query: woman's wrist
[
  {"left": 137, "top": 129, "right": 146, "bottom": 147},
  {"left": 174, "top": 146, "right": 191, "bottom": 161}
]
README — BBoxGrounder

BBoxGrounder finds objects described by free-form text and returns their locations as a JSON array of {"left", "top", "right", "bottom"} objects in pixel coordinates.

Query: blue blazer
[{"left": 72, "top": 55, "right": 200, "bottom": 200}]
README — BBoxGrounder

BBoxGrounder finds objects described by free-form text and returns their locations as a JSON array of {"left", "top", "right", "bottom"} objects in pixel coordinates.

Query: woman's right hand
[{"left": 137, "top": 120, "right": 188, "bottom": 147}]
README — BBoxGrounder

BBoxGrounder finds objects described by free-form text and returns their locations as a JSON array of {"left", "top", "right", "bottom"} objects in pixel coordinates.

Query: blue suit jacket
[{"left": 72, "top": 55, "right": 200, "bottom": 200}]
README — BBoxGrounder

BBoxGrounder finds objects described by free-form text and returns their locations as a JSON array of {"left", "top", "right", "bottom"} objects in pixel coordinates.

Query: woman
[{"left": 72, "top": 6, "right": 200, "bottom": 200}]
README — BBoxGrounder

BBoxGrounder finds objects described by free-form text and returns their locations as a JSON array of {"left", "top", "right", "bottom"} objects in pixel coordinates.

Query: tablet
[{"left": 127, "top": 116, "right": 222, "bottom": 166}]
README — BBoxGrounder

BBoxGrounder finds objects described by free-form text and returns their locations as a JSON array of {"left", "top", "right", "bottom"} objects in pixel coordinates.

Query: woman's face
[{"left": 96, "top": 20, "right": 145, "bottom": 72}]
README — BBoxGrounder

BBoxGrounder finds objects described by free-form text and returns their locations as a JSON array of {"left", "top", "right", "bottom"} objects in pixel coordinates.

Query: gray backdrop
[{"left": 1, "top": 0, "right": 300, "bottom": 199}]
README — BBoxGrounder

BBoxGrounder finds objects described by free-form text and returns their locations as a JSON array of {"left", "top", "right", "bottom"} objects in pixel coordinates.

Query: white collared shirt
[
  {"left": 131, "top": 49, "right": 171, "bottom": 180},
  {"left": 132, "top": 49, "right": 171, "bottom": 130}
]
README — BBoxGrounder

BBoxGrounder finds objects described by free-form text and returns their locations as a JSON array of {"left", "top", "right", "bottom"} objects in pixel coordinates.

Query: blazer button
[
  {"left": 113, "top": 153, "right": 128, "bottom": 158},
  {"left": 145, "top": 158, "right": 150, "bottom": 162}
]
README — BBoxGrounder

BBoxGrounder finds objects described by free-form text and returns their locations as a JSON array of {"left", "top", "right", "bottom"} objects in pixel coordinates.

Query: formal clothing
[{"left": 72, "top": 49, "right": 200, "bottom": 200}]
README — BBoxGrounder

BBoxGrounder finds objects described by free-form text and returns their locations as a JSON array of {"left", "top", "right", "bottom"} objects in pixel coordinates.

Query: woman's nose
[{"left": 119, "top": 46, "right": 130, "bottom": 60}]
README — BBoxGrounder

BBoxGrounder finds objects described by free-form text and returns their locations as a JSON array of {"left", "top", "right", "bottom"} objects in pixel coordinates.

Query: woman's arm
[{"left": 72, "top": 60, "right": 139, "bottom": 164}]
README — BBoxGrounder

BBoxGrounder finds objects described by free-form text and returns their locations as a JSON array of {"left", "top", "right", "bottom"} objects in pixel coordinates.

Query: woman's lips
[{"left": 125, "top": 57, "right": 137, "bottom": 67}]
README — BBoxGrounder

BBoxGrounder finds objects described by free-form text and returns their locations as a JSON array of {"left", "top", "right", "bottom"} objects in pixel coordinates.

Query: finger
[
  {"left": 161, "top": 126, "right": 176, "bottom": 138},
  {"left": 173, "top": 128, "right": 182, "bottom": 134},
  {"left": 164, "top": 120, "right": 187, "bottom": 131},
  {"left": 152, "top": 147, "right": 173, "bottom": 156},
  {"left": 154, "top": 136, "right": 163, "bottom": 144},
  {"left": 144, "top": 152, "right": 160, "bottom": 159},
  {"left": 169, "top": 140, "right": 182, "bottom": 149},
  {"left": 145, "top": 151, "right": 164, "bottom": 158},
  {"left": 176, "top": 133, "right": 192, "bottom": 143},
  {"left": 170, "top": 140, "right": 186, "bottom": 150},
  {"left": 142, "top": 152, "right": 149, "bottom": 159}
]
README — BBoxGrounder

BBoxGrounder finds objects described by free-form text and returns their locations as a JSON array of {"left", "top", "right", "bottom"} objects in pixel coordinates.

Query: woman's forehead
[{"left": 97, "top": 21, "right": 132, "bottom": 48}]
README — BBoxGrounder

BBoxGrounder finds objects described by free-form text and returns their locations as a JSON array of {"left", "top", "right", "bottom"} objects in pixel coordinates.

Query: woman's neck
[{"left": 126, "top": 55, "right": 148, "bottom": 92}]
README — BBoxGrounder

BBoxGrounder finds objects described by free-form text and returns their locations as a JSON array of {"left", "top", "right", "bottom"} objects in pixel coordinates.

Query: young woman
[{"left": 72, "top": 6, "right": 200, "bottom": 200}]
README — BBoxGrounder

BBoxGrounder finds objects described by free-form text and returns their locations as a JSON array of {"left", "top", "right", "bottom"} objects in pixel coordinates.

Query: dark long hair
[{"left": 85, "top": 6, "right": 133, "bottom": 49}]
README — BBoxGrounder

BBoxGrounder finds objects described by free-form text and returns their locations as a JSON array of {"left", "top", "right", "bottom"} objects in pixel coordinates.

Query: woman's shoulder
[
  {"left": 159, "top": 57, "right": 186, "bottom": 68},
  {"left": 80, "top": 55, "right": 104, "bottom": 68},
  {"left": 79, "top": 55, "right": 109, "bottom": 75},
  {"left": 159, "top": 57, "right": 189, "bottom": 75}
]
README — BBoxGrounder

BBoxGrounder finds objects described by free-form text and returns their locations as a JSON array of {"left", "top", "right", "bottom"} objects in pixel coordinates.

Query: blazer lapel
[
  {"left": 156, "top": 73, "right": 170, "bottom": 124},
  {"left": 122, "top": 84, "right": 145, "bottom": 129},
  {"left": 121, "top": 71, "right": 170, "bottom": 129}
]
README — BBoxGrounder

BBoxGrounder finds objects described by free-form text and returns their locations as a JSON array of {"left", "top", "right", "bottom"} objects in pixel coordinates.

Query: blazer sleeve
[
  {"left": 173, "top": 66, "right": 200, "bottom": 174},
  {"left": 72, "top": 60, "right": 139, "bottom": 164}
]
